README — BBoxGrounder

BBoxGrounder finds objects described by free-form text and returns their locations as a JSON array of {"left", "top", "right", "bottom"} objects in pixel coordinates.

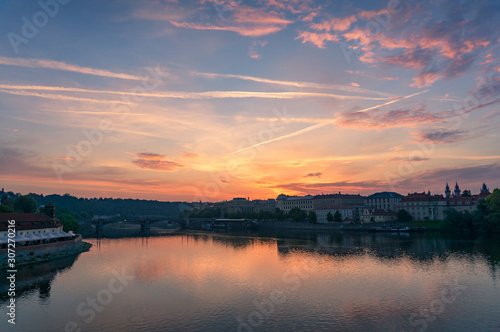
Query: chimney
[{"left": 45, "top": 202, "right": 55, "bottom": 218}]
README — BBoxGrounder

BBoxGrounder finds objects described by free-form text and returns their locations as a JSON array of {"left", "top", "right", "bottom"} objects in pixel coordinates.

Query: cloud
[
  {"left": 170, "top": 4, "right": 293, "bottom": 37},
  {"left": 273, "top": 180, "right": 384, "bottom": 194},
  {"left": 0, "top": 57, "right": 141, "bottom": 80},
  {"left": 0, "top": 88, "right": 133, "bottom": 105},
  {"left": 412, "top": 128, "right": 469, "bottom": 144},
  {"left": 295, "top": 31, "right": 339, "bottom": 48},
  {"left": 170, "top": 21, "right": 285, "bottom": 37},
  {"left": 386, "top": 156, "right": 430, "bottom": 163},
  {"left": 193, "top": 72, "right": 393, "bottom": 97},
  {"left": 310, "top": 15, "right": 357, "bottom": 32},
  {"left": 395, "top": 163, "right": 500, "bottom": 191},
  {"left": 0, "top": 84, "right": 389, "bottom": 101},
  {"left": 248, "top": 40, "right": 268, "bottom": 59},
  {"left": 302, "top": 1, "right": 499, "bottom": 87},
  {"left": 336, "top": 106, "right": 443, "bottom": 130},
  {"left": 131, "top": 152, "right": 185, "bottom": 171},
  {"left": 345, "top": 70, "right": 399, "bottom": 81},
  {"left": 303, "top": 172, "right": 322, "bottom": 178}
]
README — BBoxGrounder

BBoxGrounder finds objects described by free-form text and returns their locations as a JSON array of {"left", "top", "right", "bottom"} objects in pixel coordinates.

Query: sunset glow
[{"left": 1, "top": 0, "right": 499, "bottom": 201}]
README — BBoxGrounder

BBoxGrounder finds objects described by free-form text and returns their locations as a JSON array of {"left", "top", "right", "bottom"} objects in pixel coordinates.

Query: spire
[
  {"left": 454, "top": 181, "right": 461, "bottom": 197},
  {"left": 445, "top": 181, "right": 451, "bottom": 198}
]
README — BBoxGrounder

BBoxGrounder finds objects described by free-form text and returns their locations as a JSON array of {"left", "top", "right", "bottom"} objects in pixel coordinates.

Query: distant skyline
[{"left": 0, "top": 0, "right": 499, "bottom": 201}]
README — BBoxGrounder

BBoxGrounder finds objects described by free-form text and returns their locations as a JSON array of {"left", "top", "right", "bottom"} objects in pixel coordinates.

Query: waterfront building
[
  {"left": 0, "top": 203, "right": 80, "bottom": 251},
  {"left": 360, "top": 209, "right": 397, "bottom": 223},
  {"left": 225, "top": 197, "right": 254, "bottom": 214},
  {"left": 398, "top": 192, "right": 447, "bottom": 221},
  {"left": 276, "top": 194, "right": 314, "bottom": 212},
  {"left": 365, "top": 192, "right": 404, "bottom": 211},
  {"left": 224, "top": 198, "right": 276, "bottom": 214},
  {"left": 313, "top": 193, "right": 365, "bottom": 221},
  {"left": 0, "top": 203, "right": 62, "bottom": 238},
  {"left": 315, "top": 204, "right": 354, "bottom": 223}
]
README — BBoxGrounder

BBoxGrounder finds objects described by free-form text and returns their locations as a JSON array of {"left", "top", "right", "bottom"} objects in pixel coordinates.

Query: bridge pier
[
  {"left": 97, "top": 219, "right": 104, "bottom": 233},
  {"left": 141, "top": 219, "right": 151, "bottom": 232}
]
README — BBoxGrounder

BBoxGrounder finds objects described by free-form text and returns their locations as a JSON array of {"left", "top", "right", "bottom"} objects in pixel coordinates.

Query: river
[{"left": 1, "top": 224, "right": 500, "bottom": 332}]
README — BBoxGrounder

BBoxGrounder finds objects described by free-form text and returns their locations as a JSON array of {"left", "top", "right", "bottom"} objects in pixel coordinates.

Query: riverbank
[
  {"left": 256, "top": 221, "right": 441, "bottom": 232},
  {"left": 0, "top": 236, "right": 92, "bottom": 268}
]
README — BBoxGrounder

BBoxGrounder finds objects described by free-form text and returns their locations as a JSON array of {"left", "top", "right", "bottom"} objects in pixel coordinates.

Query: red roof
[
  {"left": 0, "top": 213, "right": 62, "bottom": 231},
  {"left": 400, "top": 193, "right": 445, "bottom": 202}
]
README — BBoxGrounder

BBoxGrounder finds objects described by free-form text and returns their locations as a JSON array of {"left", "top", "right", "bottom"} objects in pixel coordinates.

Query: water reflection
[
  {"left": 6, "top": 227, "right": 499, "bottom": 332},
  {"left": 0, "top": 254, "right": 81, "bottom": 303}
]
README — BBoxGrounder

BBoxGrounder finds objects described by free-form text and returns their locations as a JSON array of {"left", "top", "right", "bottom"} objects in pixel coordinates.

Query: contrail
[{"left": 233, "top": 90, "right": 429, "bottom": 153}]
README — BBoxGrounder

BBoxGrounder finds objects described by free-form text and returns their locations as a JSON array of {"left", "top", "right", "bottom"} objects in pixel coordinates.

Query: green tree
[
  {"left": 308, "top": 211, "right": 317, "bottom": 223},
  {"left": 288, "top": 207, "right": 308, "bottom": 222},
  {"left": 58, "top": 213, "right": 80, "bottom": 232},
  {"left": 396, "top": 209, "right": 412, "bottom": 222},
  {"left": 0, "top": 205, "right": 14, "bottom": 213},
  {"left": 333, "top": 210, "right": 342, "bottom": 222},
  {"left": 485, "top": 188, "right": 500, "bottom": 213},
  {"left": 1, "top": 195, "right": 14, "bottom": 208},
  {"left": 327, "top": 212, "right": 334, "bottom": 222},
  {"left": 13, "top": 195, "right": 38, "bottom": 213}
]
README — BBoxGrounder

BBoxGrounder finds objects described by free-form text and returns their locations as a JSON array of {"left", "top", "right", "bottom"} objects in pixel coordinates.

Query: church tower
[
  {"left": 445, "top": 182, "right": 451, "bottom": 198},
  {"left": 454, "top": 182, "right": 461, "bottom": 197}
]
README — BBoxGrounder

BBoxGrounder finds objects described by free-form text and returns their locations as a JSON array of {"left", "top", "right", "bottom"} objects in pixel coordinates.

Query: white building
[
  {"left": 398, "top": 192, "right": 447, "bottom": 221},
  {"left": 315, "top": 205, "right": 354, "bottom": 223},
  {"left": 276, "top": 194, "right": 314, "bottom": 212},
  {"left": 365, "top": 192, "right": 403, "bottom": 211}
]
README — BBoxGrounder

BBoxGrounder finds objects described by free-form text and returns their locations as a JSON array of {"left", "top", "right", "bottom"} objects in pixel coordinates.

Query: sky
[{"left": 0, "top": 0, "right": 499, "bottom": 202}]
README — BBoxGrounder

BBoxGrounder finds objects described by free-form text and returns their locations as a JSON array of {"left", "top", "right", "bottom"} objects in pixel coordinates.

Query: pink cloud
[
  {"left": 310, "top": 15, "right": 357, "bottom": 32},
  {"left": 170, "top": 21, "right": 284, "bottom": 37},
  {"left": 295, "top": 31, "right": 339, "bottom": 49}
]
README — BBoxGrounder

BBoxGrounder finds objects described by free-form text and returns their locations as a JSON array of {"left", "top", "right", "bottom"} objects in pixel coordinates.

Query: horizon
[{"left": 1, "top": 0, "right": 499, "bottom": 202}]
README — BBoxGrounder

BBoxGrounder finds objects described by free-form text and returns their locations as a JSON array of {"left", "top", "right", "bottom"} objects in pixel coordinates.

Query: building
[
  {"left": 446, "top": 196, "right": 475, "bottom": 213},
  {"left": 313, "top": 193, "right": 365, "bottom": 221},
  {"left": 398, "top": 192, "right": 447, "bottom": 221},
  {"left": 476, "top": 183, "right": 491, "bottom": 199},
  {"left": 0, "top": 203, "right": 63, "bottom": 238},
  {"left": 365, "top": 192, "right": 404, "bottom": 211},
  {"left": 225, "top": 198, "right": 254, "bottom": 214},
  {"left": 315, "top": 205, "right": 354, "bottom": 223},
  {"left": 252, "top": 199, "right": 276, "bottom": 212},
  {"left": 360, "top": 209, "right": 397, "bottom": 223},
  {"left": 276, "top": 194, "right": 314, "bottom": 212}
]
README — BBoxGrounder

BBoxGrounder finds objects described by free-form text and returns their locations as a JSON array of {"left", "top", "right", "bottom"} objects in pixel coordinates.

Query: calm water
[{"left": 2, "top": 225, "right": 500, "bottom": 332}]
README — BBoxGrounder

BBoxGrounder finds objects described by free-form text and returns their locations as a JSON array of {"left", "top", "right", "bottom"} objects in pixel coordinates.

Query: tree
[
  {"left": 1, "top": 195, "right": 14, "bottom": 208},
  {"left": 288, "top": 207, "right": 308, "bottom": 222},
  {"left": 397, "top": 209, "right": 412, "bottom": 222},
  {"left": 58, "top": 213, "right": 80, "bottom": 232},
  {"left": 0, "top": 205, "right": 14, "bottom": 213},
  {"left": 13, "top": 195, "right": 38, "bottom": 213},
  {"left": 485, "top": 188, "right": 500, "bottom": 213},
  {"left": 333, "top": 210, "right": 342, "bottom": 222},
  {"left": 327, "top": 212, "right": 334, "bottom": 222},
  {"left": 308, "top": 211, "right": 317, "bottom": 223}
]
